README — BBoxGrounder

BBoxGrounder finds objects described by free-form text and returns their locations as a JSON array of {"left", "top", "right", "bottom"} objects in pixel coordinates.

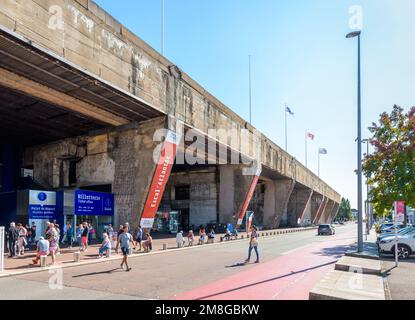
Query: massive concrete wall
[
  {"left": 24, "top": 117, "right": 168, "bottom": 227},
  {"left": 0, "top": 0, "right": 340, "bottom": 205},
  {"left": 160, "top": 168, "right": 218, "bottom": 228}
]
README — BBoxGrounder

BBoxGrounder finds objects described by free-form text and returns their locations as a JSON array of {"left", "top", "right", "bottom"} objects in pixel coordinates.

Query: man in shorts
[{"left": 116, "top": 226, "right": 133, "bottom": 272}]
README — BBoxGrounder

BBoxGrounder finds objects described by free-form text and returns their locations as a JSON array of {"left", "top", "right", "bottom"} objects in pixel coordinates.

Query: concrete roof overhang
[{"left": 0, "top": 26, "right": 165, "bottom": 145}]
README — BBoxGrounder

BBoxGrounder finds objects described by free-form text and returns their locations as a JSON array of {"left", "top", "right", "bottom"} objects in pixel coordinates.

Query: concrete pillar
[
  {"left": 299, "top": 191, "right": 314, "bottom": 226},
  {"left": 112, "top": 117, "right": 168, "bottom": 228},
  {"left": 310, "top": 193, "right": 324, "bottom": 224},
  {"left": 329, "top": 202, "right": 340, "bottom": 223},
  {"left": 320, "top": 199, "right": 335, "bottom": 224},
  {"left": 218, "top": 165, "right": 257, "bottom": 225},
  {"left": 287, "top": 187, "right": 313, "bottom": 227},
  {"left": 313, "top": 196, "right": 328, "bottom": 225},
  {"left": 219, "top": 165, "right": 236, "bottom": 224},
  {"left": 263, "top": 178, "right": 295, "bottom": 229}
]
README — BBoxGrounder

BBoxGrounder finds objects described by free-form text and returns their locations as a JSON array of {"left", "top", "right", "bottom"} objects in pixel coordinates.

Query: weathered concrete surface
[
  {"left": 320, "top": 199, "right": 336, "bottom": 224},
  {"left": 309, "top": 270, "right": 385, "bottom": 300},
  {"left": 312, "top": 197, "right": 328, "bottom": 225},
  {"left": 310, "top": 193, "right": 324, "bottom": 224},
  {"left": 0, "top": 0, "right": 341, "bottom": 208},
  {"left": 287, "top": 187, "right": 313, "bottom": 227},
  {"left": 24, "top": 117, "right": 168, "bottom": 227},
  {"left": 263, "top": 179, "right": 295, "bottom": 228},
  {"left": 335, "top": 256, "right": 382, "bottom": 275}
]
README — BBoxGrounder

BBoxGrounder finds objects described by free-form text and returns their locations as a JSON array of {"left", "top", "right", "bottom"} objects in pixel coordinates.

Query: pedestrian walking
[
  {"left": 7, "top": 222, "right": 19, "bottom": 258},
  {"left": 245, "top": 225, "right": 259, "bottom": 264},
  {"left": 176, "top": 231, "right": 184, "bottom": 248},
  {"left": 66, "top": 223, "right": 74, "bottom": 249},
  {"left": 32, "top": 237, "right": 50, "bottom": 266},
  {"left": 116, "top": 226, "right": 133, "bottom": 271},
  {"left": 29, "top": 222, "right": 37, "bottom": 246},
  {"left": 187, "top": 230, "right": 194, "bottom": 247},
  {"left": 17, "top": 223, "right": 28, "bottom": 256},
  {"left": 88, "top": 223, "right": 95, "bottom": 245},
  {"left": 134, "top": 225, "right": 143, "bottom": 251},
  {"left": 47, "top": 223, "right": 59, "bottom": 265},
  {"left": 81, "top": 222, "right": 89, "bottom": 252},
  {"left": 76, "top": 224, "right": 83, "bottom": 249}
]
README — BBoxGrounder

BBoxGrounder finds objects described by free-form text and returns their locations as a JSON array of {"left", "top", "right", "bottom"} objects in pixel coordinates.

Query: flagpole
[
  {"left": 305, "top": 130, "right": 308, "bottom": 167},
  {"left": 318, "top": 149, "right": 321, "bottom": 178},
  {"left": 249, "top": 55, "right": 252, "bottom": 124},
  {"left": 285, "top": 105, "right": 288, "bottom": 151},
  {"left": 161, "top": 0, "right": 165, "bottom": 55}
]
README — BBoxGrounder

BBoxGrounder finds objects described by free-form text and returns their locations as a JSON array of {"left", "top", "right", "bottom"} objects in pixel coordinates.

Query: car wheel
[{"left": 395, "top": 245, "right": 411, "bottom": 260}]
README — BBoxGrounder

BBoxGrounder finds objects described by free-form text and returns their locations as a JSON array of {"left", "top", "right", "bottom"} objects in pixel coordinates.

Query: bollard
[
  {"left": 40, "top": 255, "right": 47, "bottom": 267},
  {"left": 163, "top": 243, "right": 167, "bottom": 251},
  {"left": 106, "top": 250, "right": 111, "bottom": 258},
  {"left": 129, "top": 248, "right": 133, "bottom": 255},
  {"left": 266, "top": 233, "right": 269, "bottom": 236},
  {"left": 241, "top": 235, "right": 244, "bottom": 239},
  {"left": 73, "top": 251, "right": 81, "bottom": 263}
]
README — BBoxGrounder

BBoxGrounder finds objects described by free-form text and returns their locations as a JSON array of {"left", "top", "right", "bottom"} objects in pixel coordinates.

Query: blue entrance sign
[
  {"left": 74, "top": 190, "right": 114, "bottom": 216},
  {"left": 29, "top": 190, "right": 58, "bottom": 220}
]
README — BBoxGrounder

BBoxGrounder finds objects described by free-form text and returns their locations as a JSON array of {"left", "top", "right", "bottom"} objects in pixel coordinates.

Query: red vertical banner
[
  {"left": 394, "top": 201, "right": 405, "bottom": 224},
  {"left": 237, "top": 168, "right": 262, "bottom": 226},
  {"left": 140, "top": 131, "right": 181, "bottom": 229}
]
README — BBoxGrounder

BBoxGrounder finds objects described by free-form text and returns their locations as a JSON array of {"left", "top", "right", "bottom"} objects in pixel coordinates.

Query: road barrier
[
  {"left": 73, "top": 251, "right": 81, "bottom": 262},
  {"left": 40, "top": 256, "right": 47, "bottom": 268},
  {"left": 0, "top": 227, "right": 4, "bottom": 273}
]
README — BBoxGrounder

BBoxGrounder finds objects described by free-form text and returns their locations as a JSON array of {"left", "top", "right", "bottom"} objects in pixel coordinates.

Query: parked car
[
  {"left": 378, "top": 233, "right": 415, "bottom": 260},
  {"left": 380, "top": 224, "right": 406, "bottom": 235},
  {"left": 318, "top": 224, "right": 335, "bottom": 236},
  {"left": 377, "top": 227, "right": 415, "bottom": 245}
]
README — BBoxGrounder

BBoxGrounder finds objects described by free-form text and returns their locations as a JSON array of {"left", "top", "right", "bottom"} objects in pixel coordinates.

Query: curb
[{"left": 0, "top": 226, "right": 317, "bottom": 279}]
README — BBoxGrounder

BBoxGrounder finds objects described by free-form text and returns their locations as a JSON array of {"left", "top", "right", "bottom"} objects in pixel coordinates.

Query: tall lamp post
[{"left": 346, "top": 30, "right": 363, "bottom": 253}]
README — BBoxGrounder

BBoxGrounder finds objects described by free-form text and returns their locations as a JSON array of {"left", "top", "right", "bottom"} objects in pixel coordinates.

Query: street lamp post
[{"left": 347, "top": 30, "right": 363, "bottom": 253}]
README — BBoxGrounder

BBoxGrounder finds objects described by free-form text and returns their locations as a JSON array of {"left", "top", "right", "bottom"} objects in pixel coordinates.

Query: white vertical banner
[{"left": 0, "top": 227, "right": 4, "bottom": 273}]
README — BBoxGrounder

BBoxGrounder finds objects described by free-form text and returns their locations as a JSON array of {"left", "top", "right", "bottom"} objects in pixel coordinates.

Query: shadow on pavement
[
  {"left": 72, "top": 268, "right": 123, "bottom": 278},
  {"left": 312, "top": 244, "right": 355, "bottom": 259},
  {"left": 194, "top": 260, "right": 337, "bottom": 300},
  {"left": 225, "top": 262, "right": 248, "bottom": 268}
]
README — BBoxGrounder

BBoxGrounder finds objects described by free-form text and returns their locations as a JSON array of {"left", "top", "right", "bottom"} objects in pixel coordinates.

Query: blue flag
[{"left": 285, "top": 106, "right": 294, "bottom": 115}]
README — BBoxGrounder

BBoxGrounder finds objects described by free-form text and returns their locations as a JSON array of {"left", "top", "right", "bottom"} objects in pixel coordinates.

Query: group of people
[
  {"left": 6, "top": 222, "right": 37, "bottom": 258},
  {"left": 6, "top": 220, "right": 260, "bottom": 269}
]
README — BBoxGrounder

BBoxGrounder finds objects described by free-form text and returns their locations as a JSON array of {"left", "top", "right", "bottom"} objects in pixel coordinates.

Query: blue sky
[{"left": 95, "top": 0, "right": 415, "bottom": 208}]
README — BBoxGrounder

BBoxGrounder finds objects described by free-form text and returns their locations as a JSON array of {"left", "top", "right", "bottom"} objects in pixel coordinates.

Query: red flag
[{"left": 307, "top": 132, "right": 315, "bottom": 140}]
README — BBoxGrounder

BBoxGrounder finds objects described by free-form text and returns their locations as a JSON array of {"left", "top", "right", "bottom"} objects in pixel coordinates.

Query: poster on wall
[
  {"left": 74, "top": 190, "right": 114, "bottom": 216},
  {"left": 140, "top": 131, "right": 182, "bottom": 229},
  {"left": 29, "top": 190, "right": 58, "bottom": 220}
]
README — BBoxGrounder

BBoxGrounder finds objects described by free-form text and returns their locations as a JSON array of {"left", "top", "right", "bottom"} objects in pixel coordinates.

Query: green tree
[
  {"left": 337, "top": 197, "right": 352, "bottom": 221},
  {"left": 363, "top": 105, "right": 415, "bottom": 217}
]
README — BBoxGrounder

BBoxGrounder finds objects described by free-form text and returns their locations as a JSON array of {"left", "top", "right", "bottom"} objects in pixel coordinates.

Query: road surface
[{"left": 0, "top": 224, "right": 357, "bottom": 300}]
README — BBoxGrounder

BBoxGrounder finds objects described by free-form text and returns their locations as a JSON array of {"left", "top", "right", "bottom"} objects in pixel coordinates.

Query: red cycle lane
[{"left": 175, "top": 230, "right": 357, "bottom": 300}]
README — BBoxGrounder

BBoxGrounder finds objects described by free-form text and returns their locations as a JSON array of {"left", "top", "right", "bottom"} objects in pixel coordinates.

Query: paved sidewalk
[
  {"left": 309, "top": 229, "right": 386, "bottom": 300},
  {"left": 1, "top": 227, "right": 316, "bottom": 278}
]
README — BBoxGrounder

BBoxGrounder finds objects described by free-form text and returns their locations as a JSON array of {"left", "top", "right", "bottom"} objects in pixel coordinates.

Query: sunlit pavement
[{"left": 0, "top": 224, "right": 357, "bottom": 300}]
